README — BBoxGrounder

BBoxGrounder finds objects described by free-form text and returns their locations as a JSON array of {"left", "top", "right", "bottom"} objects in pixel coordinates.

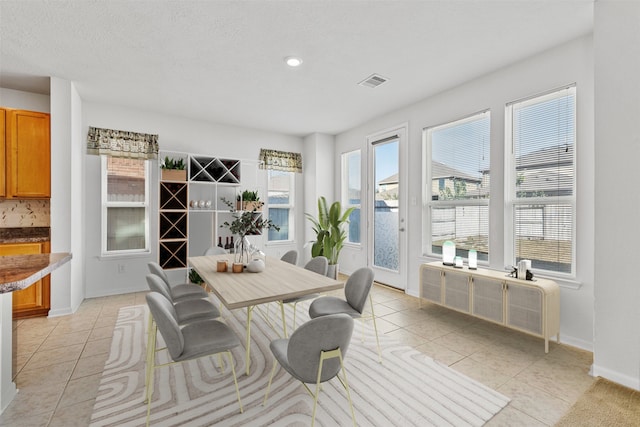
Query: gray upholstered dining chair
[
  {"left": 308, "top": 267, "right": 381, "bottom": 362},
  {"left": 147, "top": 261, "right": 209, "bottom": 300},
  {"left": 145, "top": 292, "right": 243, "bottom": 426},
  {"left": 280, "top": 249, "right": 298, "bottom": 265},
  {"left": 204, "top": 246, "right": 227, "bottom": 256},
  {"left": 278, "top": 256, "right": 329, "bottom": 334},
  {"left": 263, "top": 313, "right": 356, "bottom": 427},
  {"left": 145, "top": 274, "right": 221, "bottom": 389}
]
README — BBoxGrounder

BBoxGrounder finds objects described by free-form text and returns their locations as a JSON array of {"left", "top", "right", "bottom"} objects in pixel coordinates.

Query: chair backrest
[
  {"left": 344, "top": 267, "right": 375, "bottom": 314},
  {"left": 287, "top": 313, "right": 354, "bottom": 384},
  {"left": 304, "top": 256, "right": 328, "bottom": 276},
  {"left": 280, "top": 250, "right": 298, "bottom": 265},
  {"left": 204, "top": 246, "right": 226, "bottom": 256},
  {"left": 146, "top": 274, "right": 173, "bottom": 302},
  {"left": 148, "top": 262, "right": 171, "bottom": 286},
  {"left": 146, "top": 292, "right": 184, "bottom": 360}
]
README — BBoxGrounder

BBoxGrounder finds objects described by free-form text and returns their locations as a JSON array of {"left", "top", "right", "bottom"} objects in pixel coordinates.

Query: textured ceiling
[{"left": 0, "top": 1, "right": 593, "bottom": 137}]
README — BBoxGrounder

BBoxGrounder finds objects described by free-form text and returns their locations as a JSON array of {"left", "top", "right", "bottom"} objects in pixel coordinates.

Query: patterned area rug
[{"left": 90, "top": 301, "right": 509, "bottom": 426}]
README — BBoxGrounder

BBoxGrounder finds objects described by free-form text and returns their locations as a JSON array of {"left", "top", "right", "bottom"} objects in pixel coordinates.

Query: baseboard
[
  {"left": 558, "top": 334, "right": 593, "bottom": 353},
  {"left": 591, "top": 364, "right": 640, "bottom": 391},
  {"left": 47, "top": 307, "right": 73, "bottom": 318},
  {"left": 86, "top": 286, "right": 147, "bottom": 299}
]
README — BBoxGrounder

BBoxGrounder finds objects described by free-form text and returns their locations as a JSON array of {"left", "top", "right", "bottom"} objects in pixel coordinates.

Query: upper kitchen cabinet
[
  {"left": 0, "top": 108, "right": 5, "bottom": 198},
  {"left": 2, "top": 108, "right": 51, "bottom": 198}
]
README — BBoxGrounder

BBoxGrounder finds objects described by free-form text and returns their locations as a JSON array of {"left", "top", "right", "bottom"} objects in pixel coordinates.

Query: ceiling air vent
[{"left": 358, "top": 73, "right": 389, "bottom": 88}]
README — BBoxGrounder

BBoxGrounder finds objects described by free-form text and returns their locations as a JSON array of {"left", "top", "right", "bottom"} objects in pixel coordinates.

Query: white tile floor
[{"left": 0, "top": 284, "right": 594, "bottom": 426}]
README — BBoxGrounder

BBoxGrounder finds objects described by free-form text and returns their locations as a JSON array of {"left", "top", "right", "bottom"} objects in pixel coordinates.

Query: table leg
[{"left": 246, "top": 306, "right": 254, "bottom": 376}]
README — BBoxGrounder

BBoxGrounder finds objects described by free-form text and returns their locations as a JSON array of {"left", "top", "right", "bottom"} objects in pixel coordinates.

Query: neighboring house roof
[
  {"left": 432, "top": 161, "right": 481, "bottom": 183},
  {"left": 379, "top": 173, "right": 399, "bottom": 185}
]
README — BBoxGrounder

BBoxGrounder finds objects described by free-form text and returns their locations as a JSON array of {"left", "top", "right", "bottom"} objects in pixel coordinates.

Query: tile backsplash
[{"left": 0, "top": 199, "right": 50, "bottom": 227}]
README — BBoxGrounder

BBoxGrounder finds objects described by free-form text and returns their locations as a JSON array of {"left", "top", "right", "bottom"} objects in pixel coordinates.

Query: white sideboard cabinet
[{"left": 420, "top": 261, "right": 560, "bottom": 352}]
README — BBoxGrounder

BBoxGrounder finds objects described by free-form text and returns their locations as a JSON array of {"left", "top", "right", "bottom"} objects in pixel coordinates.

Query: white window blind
[
  {"left": 508, "top": 85, "right": 576, "bottom": 275},
  {"left": 424, "top": 111, "right": 490, "bottom": 261}
]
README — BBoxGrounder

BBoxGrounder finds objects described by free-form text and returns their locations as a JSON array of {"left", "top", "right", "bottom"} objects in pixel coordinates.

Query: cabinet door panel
[
  {"left": 0, "top": 108, "right": 5, "bottom": 197},
  {"left": 8, "top": 110, "right": 50, "bottom": 198},
  {"left": 506, "top": 284, "right": 542, "bottom": 335},
  {"left": 0, "top": 242, "right": 50, "bottom": 317},
  {"left": 444, "top": 271, "right": 470, "bottom": 313},
  {"left": 420, "top": 267, "right": 442, "bottom": 303},
  {"left": 472, "top": 277, "right": 504, "bottom": 323}
]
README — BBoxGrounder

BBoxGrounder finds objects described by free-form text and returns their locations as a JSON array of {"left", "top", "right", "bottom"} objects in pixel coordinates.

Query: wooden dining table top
[{"left": 189, "top": 253, "right": 344, "bottom": 310}]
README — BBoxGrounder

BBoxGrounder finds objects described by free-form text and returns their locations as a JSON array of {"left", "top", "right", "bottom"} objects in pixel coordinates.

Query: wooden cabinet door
[
  {"left": 0, "top": 242, "right": 51, "bottom": 318},
  {"left": 6, "top": 109, "right": 50, "bottom": 198},
  {"left": 0, "top": 108, "right": 5, "bottom": 197}
]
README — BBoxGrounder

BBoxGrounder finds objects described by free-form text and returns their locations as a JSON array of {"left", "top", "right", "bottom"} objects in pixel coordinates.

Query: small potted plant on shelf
[
  {"left": 236, "top": 190, "right": 264, "bottom": 212},
  {"left": 160, "top": 156, "right": 187, "bottom": 181},
  {"left": 220, "top": 197, "right": 279, "bottom": 269}
]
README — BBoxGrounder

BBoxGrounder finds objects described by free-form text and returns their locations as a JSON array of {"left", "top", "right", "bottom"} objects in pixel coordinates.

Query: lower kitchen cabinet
[{"left": 0, "top": 241, "right": 51, "bottom": 318}]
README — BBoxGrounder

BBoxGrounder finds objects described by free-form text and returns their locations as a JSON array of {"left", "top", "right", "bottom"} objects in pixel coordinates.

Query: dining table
[{"left": 189, "top": 253, "right": 344, "bottom": 375}]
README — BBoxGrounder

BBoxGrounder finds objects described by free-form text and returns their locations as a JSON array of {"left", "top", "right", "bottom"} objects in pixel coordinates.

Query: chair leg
[
  {"left": 292, "top": 301, "right": 299, "bottom": 330},
  {"left": 369, "top": 295, "right": 382, "bottom": 363},
  {"left": 145, "top": 330, "right": 157, "bottom": 426},
  {"left": 144, "top": 321, "right": 157, "bottom": 404},
  {"left": 226, "top": 350, "right": 243, "bottom": 413},
  {"left": 337, "top": 350, "right": 357, "bottom": 427},
  {"left": 263, "top": 358, "right": 278, "bottom": 406},
  {"left": 279, "top": 301, "right": 288, "bottom": 338}
]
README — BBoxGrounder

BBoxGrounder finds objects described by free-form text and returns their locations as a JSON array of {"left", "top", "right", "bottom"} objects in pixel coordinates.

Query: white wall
[
  {"left": 82, "top": 102, "right": 304, "bottom": 297},
  {"left": 593, "top": 0, "right": 640, "bottom": 391},
  {"left": 335, "top": 36, "right": 595, "bottom": 351},
  {"left": 49, "top": 78, "right": 73, "bottom": 316},
  {"left": 303, "top": 133, "right": 335, "bottom": 264},
  {"left": 0, "top": 88, "right": 50, "bottom": 113}
]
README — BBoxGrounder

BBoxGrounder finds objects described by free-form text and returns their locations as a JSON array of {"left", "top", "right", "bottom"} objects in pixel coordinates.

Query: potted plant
[
  {"left": 236, "top": 190, "right": 264, "bottom": 212},
  {"left": 160, "top": 156, "right": 187, "bottom": 181},
  {"left": 305, "top": 196, "right": 355, "bottom": 279},
  {"left": 220, "top": 197, "right": 279, "bottom": 267}
]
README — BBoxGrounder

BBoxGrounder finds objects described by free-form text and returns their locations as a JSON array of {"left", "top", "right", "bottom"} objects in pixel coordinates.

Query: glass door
[{"left": 368, "top": 126, "right": 407, "bottom": 289}]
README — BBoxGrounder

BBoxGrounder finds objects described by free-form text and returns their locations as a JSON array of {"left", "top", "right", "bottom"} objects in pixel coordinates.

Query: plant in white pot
[{"left": 305, "top": 196, "right": 355, "bottom": 279}]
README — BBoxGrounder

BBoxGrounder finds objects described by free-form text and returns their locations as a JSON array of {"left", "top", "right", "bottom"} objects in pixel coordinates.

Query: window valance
[
  {"left": 259, "top": 149, "right": 303, "bottom": 173},
  {"left": 87, "top": 126, "right": 159, "bottom": 159}
]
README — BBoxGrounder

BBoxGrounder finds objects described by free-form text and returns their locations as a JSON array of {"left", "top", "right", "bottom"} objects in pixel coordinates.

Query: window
[
  {"left": 341, "top": 150, "right": 361, "bottom": 244},
  {"left": 424, "top": 111, "right": 490, "bottom": 262},
  {"left": 101, "top": 156, "right": 150, "bottom": 255},
  {"left": 506, "top": 85, "right": 576, "bottom": 275},
  {"left": 267, "top": 170, "right": 294, "bottom": 241}
]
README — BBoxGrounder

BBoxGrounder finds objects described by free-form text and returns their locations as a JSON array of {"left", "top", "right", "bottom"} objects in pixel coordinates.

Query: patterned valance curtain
[
  {"left": 259, "top": 149, "right": 303, "bottom": 173},
  {"left": 87, "top": 126, "right": 159, "bottom": 159}
]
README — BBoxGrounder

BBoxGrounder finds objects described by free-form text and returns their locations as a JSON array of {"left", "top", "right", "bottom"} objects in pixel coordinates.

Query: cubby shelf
[{"left": 158, "top": 151, "right": 263, "bottom": 272}]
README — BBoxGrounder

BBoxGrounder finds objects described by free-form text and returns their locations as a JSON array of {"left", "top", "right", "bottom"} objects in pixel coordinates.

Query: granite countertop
[
  {"left": 0, "top": 227, "right": 50, "bottom": 244},
  {"left": 0, "top": 253, "right": 72, "bottom": 293}
]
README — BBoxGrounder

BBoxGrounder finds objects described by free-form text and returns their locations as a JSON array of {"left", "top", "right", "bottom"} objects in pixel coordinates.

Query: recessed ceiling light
[{"left": 284, "top": 56, "right": 303, "bottom": 67}]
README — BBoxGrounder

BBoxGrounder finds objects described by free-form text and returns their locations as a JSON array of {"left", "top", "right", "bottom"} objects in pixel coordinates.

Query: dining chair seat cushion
[
  {"left": 178, "top": 319, "right": 240, "bottom": 361},
  {"left": 170, "top": 283, "right": 209, "bottom": 301},
  {"left": 174, "top": 298, "right": 220, "bottom": 324},
  {"left": 308, "top": 296, "right": 361, "bottom": 319},
  {"left": 147, "top": 274, "right": 206, "bottom": 305}
]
